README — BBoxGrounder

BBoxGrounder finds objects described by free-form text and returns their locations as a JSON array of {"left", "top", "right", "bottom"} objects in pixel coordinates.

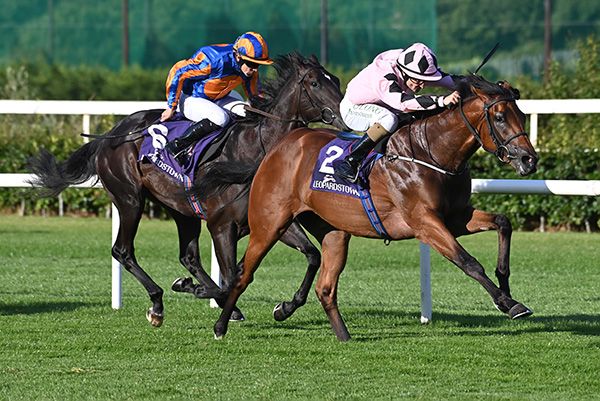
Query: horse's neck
[
  {"left": 224, "top": 94, "right": 301, "bottom": 161},
  {"left": 245, "top": 89, "right": 304, "bottom": 153},
  {"left": 394, "top": 110, "right": 480, "bottom": 173}
]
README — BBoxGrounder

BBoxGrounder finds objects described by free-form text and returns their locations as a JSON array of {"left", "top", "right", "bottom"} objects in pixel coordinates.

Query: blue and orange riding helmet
[{"left": 233, "top": 32, "right": 273, "bottom": 65}]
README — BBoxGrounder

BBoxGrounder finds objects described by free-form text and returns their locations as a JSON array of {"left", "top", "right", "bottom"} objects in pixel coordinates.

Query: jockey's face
[
  {"left": 236, "top": 55, "right": 259, "bottom": 77},
  {"left": 406, "top": 77, "right": 425, "bottom": 92}
]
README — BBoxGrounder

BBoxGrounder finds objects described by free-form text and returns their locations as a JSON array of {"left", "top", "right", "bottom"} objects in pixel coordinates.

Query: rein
[
  {"left": 245, "top": 66, "right": 338, "bottom": 127},
  {"left": 385, "top": 93, "right": 529, "bottom": 175},
  {"left": 82, "top": 65, "right": 339, "bottom": 141}
]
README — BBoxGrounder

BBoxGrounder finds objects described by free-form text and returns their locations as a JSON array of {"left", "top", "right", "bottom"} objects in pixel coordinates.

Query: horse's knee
[{"left": 494, "top": 214, "right": 512, "bottom": 235}]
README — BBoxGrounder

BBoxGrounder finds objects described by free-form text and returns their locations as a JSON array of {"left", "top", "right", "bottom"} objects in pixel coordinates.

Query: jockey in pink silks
[{"left": 333, "top": 43, "right": 462, "bottom": 182}]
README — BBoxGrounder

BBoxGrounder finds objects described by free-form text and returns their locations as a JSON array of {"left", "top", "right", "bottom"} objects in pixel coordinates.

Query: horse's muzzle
[{"left": 511, "top": 150, "right": 538, "bottom": 176}]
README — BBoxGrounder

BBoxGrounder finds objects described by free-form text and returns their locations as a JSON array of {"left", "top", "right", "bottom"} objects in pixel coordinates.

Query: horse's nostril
[{"left": 522, "top": 155, "right": 534, "bottom": 166}]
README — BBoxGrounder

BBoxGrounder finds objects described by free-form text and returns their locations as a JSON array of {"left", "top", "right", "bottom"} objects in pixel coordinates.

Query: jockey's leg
[
  {"left": 332, "top": 98, "right": 399, "bottom": 183},
  {"left": 165, "top": 95, "right": 228, "bottom": 163},
  {"left": 332, "top": 123, "right": 388, "bottom": 183},
  {"left": 217, "top": 90, "right": 248, "bottom": 118}
]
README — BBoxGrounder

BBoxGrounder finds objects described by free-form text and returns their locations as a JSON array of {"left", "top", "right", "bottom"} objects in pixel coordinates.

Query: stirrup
[{"left": 333, "top": 159, "right": 360, "bottom": 183}]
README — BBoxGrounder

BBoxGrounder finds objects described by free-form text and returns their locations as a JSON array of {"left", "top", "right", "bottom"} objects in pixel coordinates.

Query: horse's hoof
[
  {"left": 171, "top": 277, "right": 192, "bottom": 292},
  {"left": 146, "top": 308, "right": 164, "bottom": 327},
  {"left": 273, "top": 303, "right": 287, "bottom": 321},
  {"left": 214, "top": 322, "right": 227, "bottom": 338},
  {"left": 230, "top": 310, "right": 245, "bottom": 322},
  {"left": 508, "top": 303, "right": 533, "bottom": 319}
]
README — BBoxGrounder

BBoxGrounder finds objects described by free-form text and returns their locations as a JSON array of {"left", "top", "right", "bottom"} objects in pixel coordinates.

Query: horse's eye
[
  {"left": 495, "top": 113, "right": 504, "bottom": 122},
  {"left": 311, "top": 81, "right": 319, "bottom": 88}
]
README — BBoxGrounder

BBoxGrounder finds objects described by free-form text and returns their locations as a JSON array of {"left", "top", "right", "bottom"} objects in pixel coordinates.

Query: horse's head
[
  {"left": 267, "top": 52, "right": 349, "bottom": 130},
  {"left": 458, "top": 76, "right": 538, "bottom": 176}
]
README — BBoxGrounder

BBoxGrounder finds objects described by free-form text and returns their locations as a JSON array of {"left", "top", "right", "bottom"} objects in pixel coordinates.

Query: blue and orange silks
[{"left": 165, "top": 44, "right": 260, "bottom": 110}]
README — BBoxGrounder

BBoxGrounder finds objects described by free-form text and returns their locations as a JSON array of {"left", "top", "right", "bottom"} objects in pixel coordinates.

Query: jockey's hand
[
  {"left": 160, "top": 108, "right": 174, "bottom": 122},
  {"left": 443, "top": 91, "right": 461, "bottom": 107}
]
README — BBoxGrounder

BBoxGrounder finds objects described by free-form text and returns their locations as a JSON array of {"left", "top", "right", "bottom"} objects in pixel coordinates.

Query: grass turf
[{"left": 1, "top": 216, "right": 599, "bottom": 400}]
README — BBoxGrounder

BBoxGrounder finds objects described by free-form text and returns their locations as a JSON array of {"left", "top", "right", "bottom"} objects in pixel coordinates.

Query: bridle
[
  {"left": 458, "top": 96, "right": 529, "bottom": 163},
  {"left": 295, "top": 67, "right": 338, "bottom": 125},
  {"left": 245, "top": 66, "right": 339, "bottom": 126}
]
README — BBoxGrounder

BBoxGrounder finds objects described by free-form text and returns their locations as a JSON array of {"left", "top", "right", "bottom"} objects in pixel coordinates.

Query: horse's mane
[
  {"left": 409, "top": 74, "right": 520, "bottom": 121},
  {"left": 456, "top": 74, "right": 520, "bottom": 100},
  {"left": 245, "top": 51, "right": 317, "bottom": 123}
]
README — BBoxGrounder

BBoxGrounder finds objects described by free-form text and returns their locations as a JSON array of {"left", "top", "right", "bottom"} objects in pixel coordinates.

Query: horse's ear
[
  {"left": 309, "top": 54, "right": 319, "bottom": 64},
  {"left": 471, "top": 85, "right": 492, "bottom": 102},
  {"left": 498, "top": 81, "right": 520, "bottom": 99}
]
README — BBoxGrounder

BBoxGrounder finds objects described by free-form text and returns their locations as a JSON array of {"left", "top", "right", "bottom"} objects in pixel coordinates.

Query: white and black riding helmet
[{"left": 396, "top": 43, "right": 442, "bottom": 81}]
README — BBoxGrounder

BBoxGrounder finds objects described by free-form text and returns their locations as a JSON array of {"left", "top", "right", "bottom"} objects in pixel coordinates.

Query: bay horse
[
  {"left": 28, "top": 52, "right": 348, "bottom": 327},
  {"left": 212, "top": 75, "right": 539, "bottom": 341}
]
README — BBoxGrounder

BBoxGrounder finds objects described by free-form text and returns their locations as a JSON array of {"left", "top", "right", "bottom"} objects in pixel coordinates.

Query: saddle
[{"left": 137, "top": 114, "right": 234, "bottom": 218}]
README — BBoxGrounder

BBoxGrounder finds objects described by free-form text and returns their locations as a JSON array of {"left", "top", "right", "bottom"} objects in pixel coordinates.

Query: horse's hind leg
[
  {"left": 213, "top": 214, "right": 294, "bottom": 339},
  {"left": 171, "top": 214, "right": 245, "bottom": 321},
  {"left": 109, "top": 192, "right": 165, "bottom": 327},
  {"left": 272, "top": 220, "right": 321, "bottom": 322}
]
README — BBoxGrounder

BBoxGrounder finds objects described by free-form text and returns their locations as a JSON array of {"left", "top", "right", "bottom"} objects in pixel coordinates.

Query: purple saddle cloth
[
  {"left": 139, "top": 113, "right": 220, "bottom": 182},
  {"left": 138, "top": 113, "right": 221, "bottom": 218},
  {"left": 310, "top": 133, "right": 381, "bottom": 198}
]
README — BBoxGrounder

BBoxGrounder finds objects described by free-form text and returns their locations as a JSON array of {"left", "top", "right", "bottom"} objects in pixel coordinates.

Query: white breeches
[
  {"left": 339, "top": 96, "right": 399, "bottom": 133},
  {"left": 179, "top": 90, "right": 248, "bottom": 127}
]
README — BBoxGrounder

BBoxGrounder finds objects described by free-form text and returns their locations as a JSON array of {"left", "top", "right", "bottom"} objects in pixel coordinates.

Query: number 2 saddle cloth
[{"left": 310, "top": 132, "right": 390, "bottom": 239}]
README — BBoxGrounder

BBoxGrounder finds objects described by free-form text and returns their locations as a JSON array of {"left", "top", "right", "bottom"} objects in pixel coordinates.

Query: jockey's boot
[
  {"left": 165, "top": 118, "right": 220, "bottom": 164},
  {"left": 333, "top": 123, "right": 389, "bottom": 183}
]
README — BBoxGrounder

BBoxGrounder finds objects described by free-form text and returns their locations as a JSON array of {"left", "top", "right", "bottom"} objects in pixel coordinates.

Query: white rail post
[
  {"left": 82, "top": 114, "right": 90, "bottom": 143},
  {"left": 419, "top": 242, "right": 432, "bottom": 324},
  {"left": 210, "top": 241, "right": 221, "bottom": 308},
  {"left": 111, "top": 204, "right": 122, "bottom": 309},
  {"left": 529, "top": 113, "right": 538, "bottom": 147}
]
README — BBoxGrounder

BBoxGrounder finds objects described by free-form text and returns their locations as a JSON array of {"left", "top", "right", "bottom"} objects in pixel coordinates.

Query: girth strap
[{"left": 358, "top": 187, "right": 391, "bottom": 242}]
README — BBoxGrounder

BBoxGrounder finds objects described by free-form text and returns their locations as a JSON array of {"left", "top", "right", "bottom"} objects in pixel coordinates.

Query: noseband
[
  {"left": 458, "top": 96, "right": 528, "bottom": 162},
  {"left": 296, "top": 67, "right": 338, "bottom": 126}
]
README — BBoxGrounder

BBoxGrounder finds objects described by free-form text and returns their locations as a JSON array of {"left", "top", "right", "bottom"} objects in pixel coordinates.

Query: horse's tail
[
  {"left": 193, "top": 160, "right": 260, "bottom": 200},
  {"left": 27, "top": 139, "right": 103, "bottom": 197}
]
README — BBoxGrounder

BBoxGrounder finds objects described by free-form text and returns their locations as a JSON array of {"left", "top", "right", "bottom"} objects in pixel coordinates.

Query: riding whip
[{"left": 473, "top": 42, "right": 501, "bottom": 74}]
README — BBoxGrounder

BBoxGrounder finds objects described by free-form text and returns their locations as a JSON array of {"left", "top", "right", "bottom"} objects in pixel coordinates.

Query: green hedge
[{"left": 469, "top": 149, "right": 600, "bottom": 231}]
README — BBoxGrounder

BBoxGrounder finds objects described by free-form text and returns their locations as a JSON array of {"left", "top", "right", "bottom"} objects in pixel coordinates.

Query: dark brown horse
[
  {"left": 212, "top": 75, "right": 538, "bottom": 341},
  {"left": 28, "top": 52, "right": 348, "bottom": 327}
]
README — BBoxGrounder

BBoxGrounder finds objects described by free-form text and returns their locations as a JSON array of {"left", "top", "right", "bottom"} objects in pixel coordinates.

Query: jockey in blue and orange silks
[{"left": 160, "top": 32, "right": 273, "bottom": 162}]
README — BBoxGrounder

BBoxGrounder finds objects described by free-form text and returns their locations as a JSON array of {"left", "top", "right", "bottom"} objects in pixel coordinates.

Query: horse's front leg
[
  {"left": 272, "top": 220, "right": 321, "bottom": 322},
  {"left": 448, "top": 208, "right": 514, "bottom": 298},
  {"left": 417, "top": 212, "right": 532, "bottom": 319}
]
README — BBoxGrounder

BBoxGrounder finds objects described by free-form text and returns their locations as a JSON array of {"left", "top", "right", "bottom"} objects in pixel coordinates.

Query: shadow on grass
[
  {"left": 0, "top": 300, "right": 102, "bottom": 316},
  {"left": 350, "top": 308, "right": 600, "bottom": 340},
  {"left": 245, "top": 308, "right": 600, "bottom": 342}
]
